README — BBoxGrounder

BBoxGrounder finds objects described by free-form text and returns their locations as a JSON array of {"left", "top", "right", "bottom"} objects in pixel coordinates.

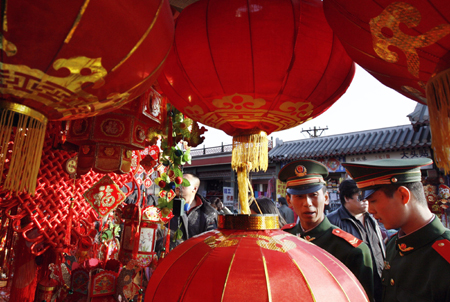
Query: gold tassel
[
  {"left": 232, "top": 131, "right": 268, "bottom": 214},
  {"left": 426, "top": 69, "right": 450, "bottom": 174},
  {"left": 0, "top": 101, "right": 48, "bottom": 195}
]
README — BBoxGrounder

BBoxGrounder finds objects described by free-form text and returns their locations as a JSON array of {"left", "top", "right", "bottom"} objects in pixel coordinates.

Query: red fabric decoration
[
  {"left": 323, "top": 0, "right": 450, "bottom": 105},
  {"left": 0, "top": 0, "right": 174, "bottom": 121},
  {"left": 159, "top": 0, "right": 354, "bottom": 137},
  {"left": 323, "top": 0, "right": 450, "bottom": 171},
  {"left": 145, "top": 228, "right": 368, "bottom": 301},
  {"left": 0, "top": 0, "right": 174, "bottom": 195},
  {"left": 158, "top": 0, "right": 354, "bottom": 213}
]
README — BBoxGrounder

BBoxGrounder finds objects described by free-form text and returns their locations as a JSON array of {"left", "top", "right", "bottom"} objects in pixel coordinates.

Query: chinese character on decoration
[{"left": 84, "top": 175, "right": 126, "bottom": 218}]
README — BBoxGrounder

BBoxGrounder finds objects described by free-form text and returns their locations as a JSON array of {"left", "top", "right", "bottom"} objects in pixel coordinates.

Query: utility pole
[{"left": 301, "top": 126, "right": 328, "bottom": 138}]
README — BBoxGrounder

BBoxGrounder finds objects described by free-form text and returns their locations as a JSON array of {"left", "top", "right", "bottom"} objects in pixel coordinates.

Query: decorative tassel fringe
[
  {"left": 232, "top": 132, "right": 268, "bottom": 214},
  {"left": 426, "top": 70, "right": 450, "bottom": 173},
  {"left": 0, "top": 102, "right": 48, "bottom": 195}
]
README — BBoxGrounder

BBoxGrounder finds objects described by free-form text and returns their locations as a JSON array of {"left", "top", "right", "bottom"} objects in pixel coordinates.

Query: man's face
[
  {"left": 287, "top": 188, "right": 329, "bottom": 230},
  {"left": 367, "top": 188, "right": 406, "bottom": 230},
  {"left": 179, "top": 175, "right": 197, "bottom": 204},
  {"left": 345, "top": 193, "right": 368, "bottom": 215}
]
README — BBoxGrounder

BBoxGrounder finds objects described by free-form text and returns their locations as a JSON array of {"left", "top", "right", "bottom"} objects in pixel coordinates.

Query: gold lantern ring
[
  {"left": 218, "top": 214, "right": 280, "bottom": 230},
  {"left": 0, "top": 101, "right": 48, "bottom": 124}
]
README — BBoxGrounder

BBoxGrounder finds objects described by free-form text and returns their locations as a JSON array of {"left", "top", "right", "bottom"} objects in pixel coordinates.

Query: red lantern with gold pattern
[
  {"left": 146, "top": 215, "right": 369, "bottom": 301},
  {"left": 158, "top": 0, "right": 355, "bottom": 212},
  {"left": 0, "top": 0, "right": 174, "bottom": 195},
  {"left": 323, "top": 0, "right": 450, "bottom": 172}
]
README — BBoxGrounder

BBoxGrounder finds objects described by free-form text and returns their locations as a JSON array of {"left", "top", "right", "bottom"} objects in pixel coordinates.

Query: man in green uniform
[
  {"left": 343, "top": 158, "right": 450, "bottom": 301},
  {"left": 279, "top": 159, "right": 374, "bottom": 302}
]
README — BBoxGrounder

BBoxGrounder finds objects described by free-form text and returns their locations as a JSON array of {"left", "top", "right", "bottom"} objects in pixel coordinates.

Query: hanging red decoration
[
  {"left": 323, "top": 0, "right": 450, "bottom": 172},
  {"left": 66, "top": 87, "right": 167, "bottom": 175},
  {"left": 158, "top": 0, "right": 354, "bottom": 212},
  {"left": 0, "top": 0, "right": 174, "bottom": 195},
  {"left": 83, "top": 175, "right": 127, "bottom": 218},
  {"left": 119, "top": 204, "right": 172, "bottom": 267},
  {"left": 146, "top": 215, "right": 369, "bottom": 301}
]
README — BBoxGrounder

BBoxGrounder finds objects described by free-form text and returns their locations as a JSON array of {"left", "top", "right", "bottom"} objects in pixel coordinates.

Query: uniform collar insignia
[{"left": 304, "top": 235, "right": 315, "bottom": 242}]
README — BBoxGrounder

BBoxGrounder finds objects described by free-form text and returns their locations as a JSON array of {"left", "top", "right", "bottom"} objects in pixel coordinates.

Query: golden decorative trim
[
  {"left": 64, "top": 0, "right": 91, "bottom": 44},
  {"left": 218, "top": 214, "right": 280, "bottom": 230},
  {"left": 370, "top": 2, "right": 450, "bottom": 78},
  {"left": 0, "top": 101, "right": 48, "bottom": 124},
  {"left": 221, "top": 253, "right": 235, "bottom": 302},
  {"left": 262, "top": 256, "right": 272, "bottom": 302},
  {"left": 111, "top": 0, "right": 165, "bottom": 72},
  {"left": 2, "top": 0, "right": 7, "bottom": 32},
  {"left": 312, "top": 255, "right": 351, "bottom": 302},
  {"left": 184, "top": 93, "right": 314, "bottom": 133},
  {"left": 313, "top": 252, "right": 369, "bottom": 302},
  {"left": 37, "top": 284, "right": 57, "bottom": 291},
  {"left": 357, "top": 171, "right": 419, "bottom": 189},
  {"left": 292, "top": 259, "right": 317, "bottom": 302},
  {"left": 286, "top": 177, "right": 325, "bottom": 188}
]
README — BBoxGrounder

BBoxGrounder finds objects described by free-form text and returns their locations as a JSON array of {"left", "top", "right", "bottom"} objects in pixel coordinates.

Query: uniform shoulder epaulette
[
  {"left": 281, "top": 223, "right": 296, "bottom": 230},
  {"left": 332, "top": 228, "right": 363, "bottom": 247},
  {"left": 432, "top": 239, "right": 450, "bottom": 264}
]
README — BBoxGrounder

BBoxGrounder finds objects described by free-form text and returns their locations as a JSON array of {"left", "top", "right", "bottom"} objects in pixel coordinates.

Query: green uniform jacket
[
  {"left": 382, "top": 216, "right": 450, "bottom": 301},
  {"left": 284, "top": 217, "right": 374, "bottom": 302}
]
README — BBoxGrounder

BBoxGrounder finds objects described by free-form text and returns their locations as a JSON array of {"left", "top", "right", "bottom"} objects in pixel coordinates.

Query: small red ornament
[
  {"left": 174, "top": 177, "right": 183, "bottom": 185},
  {"left": 158, "top": 180, "right": 166, "bottom": 188}
]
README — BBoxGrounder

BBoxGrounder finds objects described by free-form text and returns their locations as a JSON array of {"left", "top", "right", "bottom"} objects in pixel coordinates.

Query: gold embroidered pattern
[
  {"left": 370, "top": 2, "right": 450, "bottom": 78},
  {"left": 184, "top": 93, "right": 314, "bottom": 132},
  {"left": 0, "top": 41, "right": 133, "bottom": 120},
  {"left": 204, "top": 232, "right": 296, "bottom": 253}
]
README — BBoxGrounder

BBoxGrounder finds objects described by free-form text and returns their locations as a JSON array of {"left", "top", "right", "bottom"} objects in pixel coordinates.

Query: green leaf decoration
[
  {"left": 175, "top": 228, "right": 183, "bottom": 240},
  {"left": 182, "top": 178, "right": 191, "bottom": 187}
]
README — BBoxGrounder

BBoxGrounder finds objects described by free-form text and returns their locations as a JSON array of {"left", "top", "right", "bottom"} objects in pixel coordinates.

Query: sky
[{"left": 193, "top": 65, "right": 419, "bottom": 149}]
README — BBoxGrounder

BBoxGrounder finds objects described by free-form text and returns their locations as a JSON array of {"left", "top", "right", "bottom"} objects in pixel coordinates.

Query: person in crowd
[
  {"left": 277, "top": 196, "right": 295, "bottom": 224},
  {"left": 328, "top": 179, "right": 385, "bottom": 302},
  {"left": 343, "top": 158, "right": 450, "bottom": 301},
  {"left": 279, "top": 159, "right": 374, "bottom": 302},
  {"left": 250, "top": 197, "right": 287, "bottom": 227},
  {"left": 214, "top": 198, "right": 233, "bottom": 214},
  {"left": 169, "top": 174, "right": 218, "bottom": 241}
]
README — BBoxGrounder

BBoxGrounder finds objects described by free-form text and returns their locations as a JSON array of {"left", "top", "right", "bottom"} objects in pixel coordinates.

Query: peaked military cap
[
  {"left": 278, "top": 159, "right": 328, "bottom": 195},
  {"left": 342, "top": 158, "right": 432, "bottom": 198}
]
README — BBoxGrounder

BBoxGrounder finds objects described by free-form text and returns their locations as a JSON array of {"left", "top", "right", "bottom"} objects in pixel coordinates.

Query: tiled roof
[
  {"left": 407, "top": 103, "right": 429, "bottom": 130},
  {"left": 269, "top": 124, "right": 431, "bottom": 162}
]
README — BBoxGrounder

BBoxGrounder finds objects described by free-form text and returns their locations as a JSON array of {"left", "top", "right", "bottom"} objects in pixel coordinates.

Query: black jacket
[
  {"left": 328, "top": 206, "right": 385, "bottom": 302},
  {"left": 170, "top": 194, "right": 218, "bottom": 241}
]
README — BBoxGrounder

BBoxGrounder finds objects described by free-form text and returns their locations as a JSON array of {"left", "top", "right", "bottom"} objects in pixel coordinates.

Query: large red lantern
[
  {"left": 146, "top": 215, "right": 369, "bottom": 301},
  {"left": 0, "top": 0, "right": 174, "bottom": 194},
  {"left": 323, "top": 0, "right": 450, "bottom": 171},
  {"left": 158, "top": 0, "right": 355, "bottom": 212}
]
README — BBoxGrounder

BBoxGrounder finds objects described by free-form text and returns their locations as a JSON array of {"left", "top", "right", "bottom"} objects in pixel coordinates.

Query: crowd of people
[{"left": 150, "top": 157, "right": 450, "bottom": 302}]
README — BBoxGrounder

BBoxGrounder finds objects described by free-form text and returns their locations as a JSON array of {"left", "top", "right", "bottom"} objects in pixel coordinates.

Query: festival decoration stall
[
  {"left": 66, "top": 87, "right": 167, "bottom": 175},
  {"left": 0, "top": 0, "right": 174, "bottom": 195},
  {"left": 323, "top": 0, "right": 450, "bottom": 172},
  {"left": 158, "top": 0, "right": 355, "bottom": 213}
]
